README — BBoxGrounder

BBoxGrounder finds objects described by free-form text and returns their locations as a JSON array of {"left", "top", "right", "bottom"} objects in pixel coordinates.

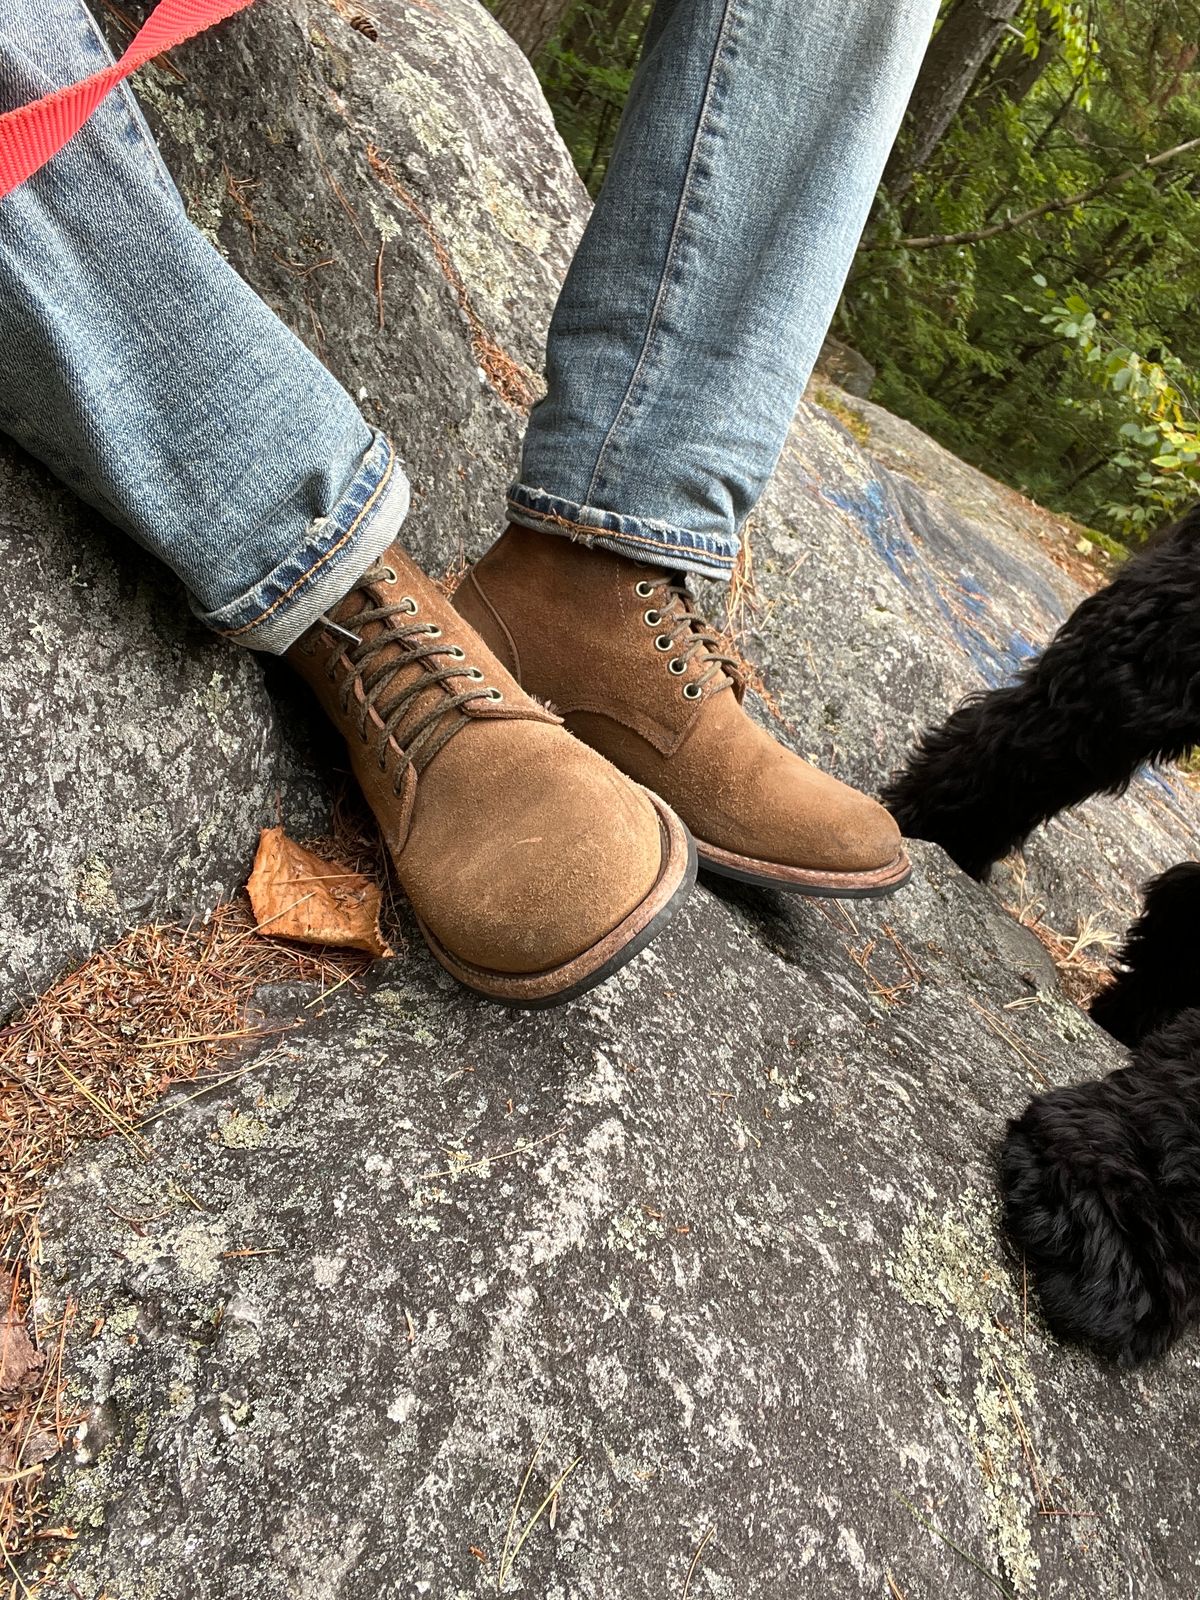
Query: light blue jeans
[
  {"left": 0, "top": 0, "right": 935, "bottom": 649},
  {"left": 510, "top": 0, "right": 939, "bottom": 577},
  {"left": 0, "top": 0, "right": 409, "bottom": 652}
]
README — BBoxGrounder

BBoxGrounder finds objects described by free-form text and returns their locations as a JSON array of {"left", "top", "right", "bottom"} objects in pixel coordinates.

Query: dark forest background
[{"left": 487, "top": 0, "right": 1200, "bottom": 545}]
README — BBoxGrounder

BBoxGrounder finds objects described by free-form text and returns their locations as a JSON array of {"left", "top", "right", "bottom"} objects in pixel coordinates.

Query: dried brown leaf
[
  {"left": 3, "top": 1424, "right": 59, "bottom": 1470},
  {"left": 0, "top": 1279, "right": 43, "bottom": 1400},
  {"left": 247, "top": 828, "right": 392, "bottom": 959}
]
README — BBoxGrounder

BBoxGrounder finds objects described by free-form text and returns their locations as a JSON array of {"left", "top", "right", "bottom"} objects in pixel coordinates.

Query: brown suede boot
[
  {"left": 454, "top": 525, "right": 910, "bottom": 897},
  {"left": 285, "top": 543, "right": 694, "bottom": 1005}
]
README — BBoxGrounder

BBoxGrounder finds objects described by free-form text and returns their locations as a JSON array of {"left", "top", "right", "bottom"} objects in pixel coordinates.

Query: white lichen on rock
[{"left": 890, "top": 1192, "right": 1045, "bottom": 1594}]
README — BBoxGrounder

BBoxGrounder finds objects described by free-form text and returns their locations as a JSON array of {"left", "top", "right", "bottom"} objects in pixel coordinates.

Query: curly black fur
[
  {"left": 1002, "top": 1009, "right": 1200, "bottom": 1364},
  {"left": 884, "top": 505, "right": 1200, "bottom": 1362},
  {"left": 1090, "top": 864, "right": 1200, "bottom": 1047},
  {"left": 883, "top": 505, "right": 1200, "bottom": 879}
]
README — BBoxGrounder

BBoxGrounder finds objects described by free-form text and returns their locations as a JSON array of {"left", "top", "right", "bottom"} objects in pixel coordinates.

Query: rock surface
[
  {"left": 815, "top": 334, "right": 877, "bottom": 399},
  {"left": 750, "top": 388, "right": 1200, "bottom": 938},
  {"left": 0, "top": 451, "right": 327, "bottom": 1016},
  {"left": 13, "top": 0, "right": 1200, "bottom": 1596},
  {"left": 35, "top": 848, "right": 1196, "bottom": 1600}
]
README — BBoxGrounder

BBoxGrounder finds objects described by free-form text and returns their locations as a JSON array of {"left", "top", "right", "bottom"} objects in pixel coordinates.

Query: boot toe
[
  {"left": 703, "top": 735, "right": 904, "bottom": 875},
  {"left": 404, "top": 727, "right": 667, "bottom": 976},
  {"left": 800, "top": 772, "right": 904, "bottom": 873}
]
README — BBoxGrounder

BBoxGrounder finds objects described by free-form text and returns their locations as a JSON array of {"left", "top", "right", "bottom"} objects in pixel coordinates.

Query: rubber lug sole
[{"left": 417, "top": 791, "right": 697, "bottom": 1007}]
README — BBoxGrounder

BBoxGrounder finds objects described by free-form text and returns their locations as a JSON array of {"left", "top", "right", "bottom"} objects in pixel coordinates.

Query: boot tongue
[
  {"left": 642, "top": 568, "right": 743, "bottom": 694},
  {"left": 328, "top": 569, "right": 469, "bottom": 764}
]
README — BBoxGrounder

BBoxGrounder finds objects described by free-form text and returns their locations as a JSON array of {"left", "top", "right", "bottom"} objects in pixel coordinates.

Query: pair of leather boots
[{"left": 286, "top": 523, "right": 909, "bottom": 1006}]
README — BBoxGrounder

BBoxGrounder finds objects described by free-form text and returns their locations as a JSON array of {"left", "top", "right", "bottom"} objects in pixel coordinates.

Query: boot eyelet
[
  {"left": 634, "top": 580, "right": 655, "bottom": 598},
  {"left": 683, "top": 682, "right": 703, "bottom": 700},
  {"left": 381, "top": 564, "right": 398, "bottom": 583},
  {"left": 447, "top": 645, "right": 466, "bottom": 660},
  {"left": 668, "top": 658, "right": 687, "bottom": 675},
  {"left": 425, "top": 625, "right": 442, "bottom": 637},
  {"left": 654, "top": 634, "right": 672, "bottom": 651},
  {"left": 642, "top": 609, "right": 661, "bottom": 626},
  {"left": 468, "top": 667, "right": 484, "bottom": 680},
  {"left": 400, "top": 596, "right": 418, "bottom": 614},
  {"left": 486, "top": 688, "right": 503, "bottom": 701}
]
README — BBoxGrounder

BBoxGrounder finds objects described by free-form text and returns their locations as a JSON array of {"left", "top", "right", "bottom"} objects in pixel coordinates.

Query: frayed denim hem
[
  {"left": 506, "top": 484, "right": 738, "bottom": 582},
  {"left": 197, "top": 431, "right": 411, "bottom": 654}
]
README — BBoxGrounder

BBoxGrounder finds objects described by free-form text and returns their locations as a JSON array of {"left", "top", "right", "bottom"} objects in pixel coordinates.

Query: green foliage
[
  {"left": 844, "top": 0, "right": 1200, "bottom": 538},
  {"left": 1027, "top": 279, "right": 1200, "bottom": 531},
  {"left": 1027, "top": 1, "right": 1097, "bottom": 96},
  {"left": 487, "top": 0, "right": 652, "bottom": 192}
]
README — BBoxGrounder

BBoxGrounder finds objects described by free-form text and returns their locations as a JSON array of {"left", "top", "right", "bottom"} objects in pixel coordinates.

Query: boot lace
[
  {"left": 318, "top": 561, "right": 497, "bottom": 790},
  {"left": 634, "top": 573, "right": 742, "bottom": 699}
]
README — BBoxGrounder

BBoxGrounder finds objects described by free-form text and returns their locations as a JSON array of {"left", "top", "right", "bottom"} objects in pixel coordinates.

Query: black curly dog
[{"left": 884, "top": 505, "right": 1200, "bottom": 1363}]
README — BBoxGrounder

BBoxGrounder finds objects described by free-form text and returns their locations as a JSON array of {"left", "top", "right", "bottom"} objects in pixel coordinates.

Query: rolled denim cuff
[
  {"left": 197, "top": 431, "right": 410, "bottom": 654},
  {"left": 506, "top": 484, "right": 738, "bottom": 581}
]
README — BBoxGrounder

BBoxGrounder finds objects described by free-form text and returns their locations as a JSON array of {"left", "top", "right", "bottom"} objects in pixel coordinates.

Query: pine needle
[
  {"left": 1, "top": 843, "right": 377, "bottom": 1577},
  {"left": 896, "top": 1495, "right": 1016, "bottom": 1598},
  {"left": 498, "top": 1453, "right": 582, "bottom": 1589}
]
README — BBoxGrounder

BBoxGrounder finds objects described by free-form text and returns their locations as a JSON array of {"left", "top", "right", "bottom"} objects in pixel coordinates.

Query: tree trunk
[
  {"left": 983, "top": 9, "right": 1060, "bottom": 106},
  {"left": 491, "top": 0, "right": 576, "bottom": 59},
  {"left": 562, "top": 0, "right": 647, "bottom": 62},
  {"left": 885, "top": 0, "right": 1025, "bottom": 198}
]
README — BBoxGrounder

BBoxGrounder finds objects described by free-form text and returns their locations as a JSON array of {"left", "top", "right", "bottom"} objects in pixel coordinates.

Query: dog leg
[
  {"left": 1089, "top": 863, "right": 1200, "bottom": 1045},
  {"left": 1002, "top": 1007, "right": 1200, "bottom": 1364},
  {"left": 884, "top": 507, "right": 1200, "bottom": 877}
]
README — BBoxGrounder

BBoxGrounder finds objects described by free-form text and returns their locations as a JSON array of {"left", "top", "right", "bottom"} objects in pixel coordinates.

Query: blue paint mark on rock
[{"left": 823, "top": 477, "right": 1039, "bottom": 691}]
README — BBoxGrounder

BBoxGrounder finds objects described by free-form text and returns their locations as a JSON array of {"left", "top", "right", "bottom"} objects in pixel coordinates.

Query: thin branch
[{"left": 861, "top": 136, "right": 1200, "bottom": 253}]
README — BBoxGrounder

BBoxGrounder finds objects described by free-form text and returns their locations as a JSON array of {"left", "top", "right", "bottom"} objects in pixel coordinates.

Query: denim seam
[
  {"left": 78, "top": 5, "right": 181, "bottom": 205},
  {"left": 581, "top": 0, "right": 740, "bottom": 507},
  {"left": 506, "top": 493, "right": 736, "bottom": 569},
  {"left": 216, "top": 447, "right": 395, "bottom": 639},
  {"left": 577, "top": 533, "right": 732, "bottom": 579}
]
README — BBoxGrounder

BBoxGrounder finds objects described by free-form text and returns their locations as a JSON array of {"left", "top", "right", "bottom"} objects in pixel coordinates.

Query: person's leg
[
  {"left": 0, "top": 0, "right": 408, "bottom": 651},
  {"left": 510, "top": 0, "right": 939, "bottom": 576},
  {"left": 0, "top": 0, "right": 695, "bottom": 1003},
  {"left": 456, "top": 0, "right": 935, "bottom": 895}
]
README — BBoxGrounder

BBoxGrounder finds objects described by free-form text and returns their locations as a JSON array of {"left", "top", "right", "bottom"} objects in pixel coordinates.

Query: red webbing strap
[{"left": 0, "top": 0, "right": 256, "bottom": 200}]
